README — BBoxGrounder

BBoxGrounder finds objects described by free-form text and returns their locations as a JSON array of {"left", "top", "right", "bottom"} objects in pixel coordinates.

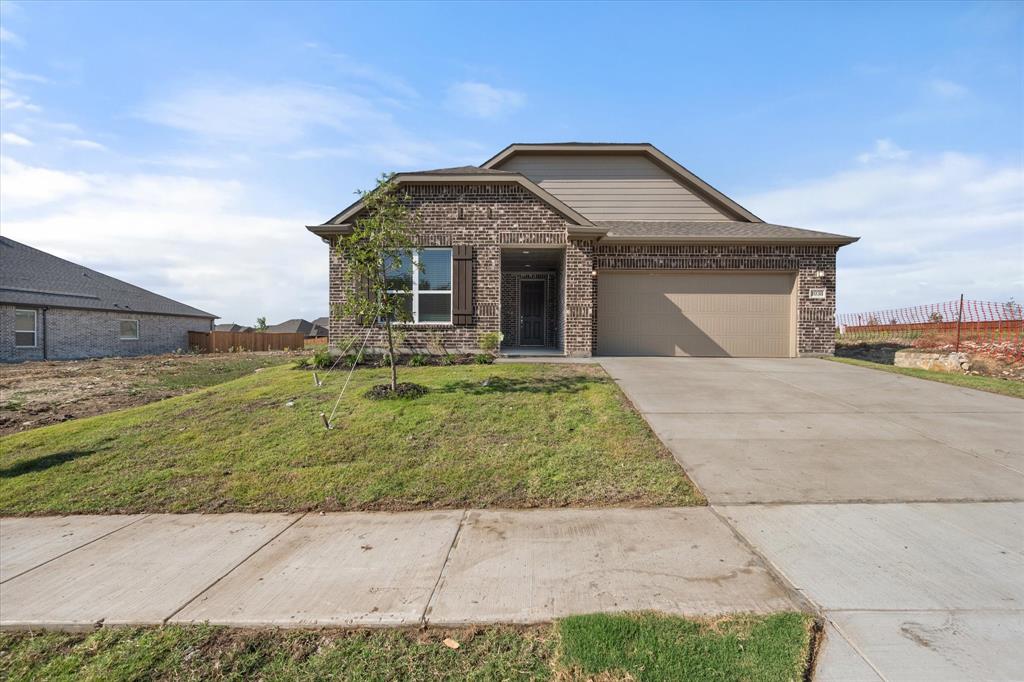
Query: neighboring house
[
  {"left": 310, "top": 317, "right": 330, "bottom": 338},
  {"left": 215, "top": 323, "right": 254, "bottom": 333},
  {"left": 308, "top": 143, "right": 858, "bottom": 358},
  {"left": 266, "top": 318, "right": 328, "bottom": 338},
  {"left": 0, "top": 237, "right": 216, "bottom": 362}
]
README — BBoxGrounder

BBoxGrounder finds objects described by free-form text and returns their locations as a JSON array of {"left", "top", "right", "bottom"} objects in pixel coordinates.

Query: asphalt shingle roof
[
  {"left": 409, "top": 165, "right": 514, "bottom": 175},
  {"left": 595, "top": 220, "right": 857, "bottom": 243},
  {"left": 0, "top": 237, "right": 216, "bottom": 318}
]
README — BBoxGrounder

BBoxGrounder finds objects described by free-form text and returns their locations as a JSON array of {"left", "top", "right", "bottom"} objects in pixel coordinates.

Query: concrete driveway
[{"left": 600, "top": 357, "right": 1024, "bottom": 681}]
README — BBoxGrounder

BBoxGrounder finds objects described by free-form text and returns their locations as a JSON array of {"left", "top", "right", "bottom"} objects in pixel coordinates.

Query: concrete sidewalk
[{"left": 0, "top": 508, "right": 798, "bottom": 630}]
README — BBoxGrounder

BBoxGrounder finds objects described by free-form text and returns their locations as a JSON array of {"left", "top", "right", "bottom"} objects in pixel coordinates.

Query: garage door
[{"left": 597, "top": 272, "right": 795, "bottom": 357}]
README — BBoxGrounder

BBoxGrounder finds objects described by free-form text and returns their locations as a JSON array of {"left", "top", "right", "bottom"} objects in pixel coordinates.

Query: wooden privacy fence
[{"left": 188, "top": 331, "right": 306, "bottom": 353}]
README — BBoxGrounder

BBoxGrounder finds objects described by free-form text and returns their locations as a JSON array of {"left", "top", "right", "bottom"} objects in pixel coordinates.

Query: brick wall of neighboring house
[
  {"left": 593, "top": 243, "right": 839, "bottom": 356},
  {"left": 0, "top": 305, "right": 213, "bottom": 362},
  {"left": 499, "top": 270, "right": 560, "bottom": 348}
]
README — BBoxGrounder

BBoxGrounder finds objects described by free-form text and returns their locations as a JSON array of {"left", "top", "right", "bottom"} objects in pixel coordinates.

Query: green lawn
[
  {"left": 0, "top": 613, "right": 815, "bottom": 681},
  {"left": 829, "top": 357, "right": 1024, "bottom": 399},
  {"left": 0, "top": 363, "right": 701, "bottom": 514}
]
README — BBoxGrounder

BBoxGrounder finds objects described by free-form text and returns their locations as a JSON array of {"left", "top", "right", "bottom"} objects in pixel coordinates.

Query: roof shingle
[{"left": 0, "top": 237, "right": 216, "bottom": 318}]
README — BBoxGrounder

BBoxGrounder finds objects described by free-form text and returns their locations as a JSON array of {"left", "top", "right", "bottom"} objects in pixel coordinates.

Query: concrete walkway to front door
[
  {"left": 0, "top": 507, "right": 798, "bottom": 630},
  {"left": 600, "top": 357, "right": 1024, "bottom": 681}
]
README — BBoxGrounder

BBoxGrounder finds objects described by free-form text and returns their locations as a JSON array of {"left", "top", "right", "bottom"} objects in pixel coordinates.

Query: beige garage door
[{"left": 597, "top": 272, "right": 795, "bottom": 357}]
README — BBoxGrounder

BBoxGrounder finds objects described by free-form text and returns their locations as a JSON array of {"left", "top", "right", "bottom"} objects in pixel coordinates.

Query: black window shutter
[{"left": 452, "top": 246, "right": 474, "bottom": 325}]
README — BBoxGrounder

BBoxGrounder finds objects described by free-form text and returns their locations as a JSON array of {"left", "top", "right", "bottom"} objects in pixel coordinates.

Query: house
[
  {"left": 311, "top": 317, "right": 330, "bottom": 338},
  {"left": 308, "top": 143, "right": 858, "bottom": 358},
  {"left": 0, "top": 237, "right": 216, "bottom": 362},
  {"left": 214, "top": 323, "right": 254, "bottom": 333},
  {"left": 266, "top": 318, "right": 328, "bottom": 338}
]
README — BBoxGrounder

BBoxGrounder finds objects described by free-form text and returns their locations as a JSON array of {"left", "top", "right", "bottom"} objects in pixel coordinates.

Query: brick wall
[
  {"left": 325, "top": 184, "right": 839, "bottom": 358},
  {"left": 328, "top": 183, "right": 571, "bottom": 355},
  {"left": 499, "top": 271, "right": 560, "bottom": 347},
  {"left": 593, "top": 243, "right": 839, "bottom": 356},
  {"left": 0, "top": 304, "right": 214, "bottom": 362}
]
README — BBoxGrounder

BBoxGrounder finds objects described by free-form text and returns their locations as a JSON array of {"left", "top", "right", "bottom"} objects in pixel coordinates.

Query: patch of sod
[
  {"left": 828, "top": 357, "right": 1023, "bottom": 399},
  {"left": 0, "top": 612, "right": 816, "bottom": 681},
  {"left": 0, "top": 363, "right": 702, "bottom": 514}
]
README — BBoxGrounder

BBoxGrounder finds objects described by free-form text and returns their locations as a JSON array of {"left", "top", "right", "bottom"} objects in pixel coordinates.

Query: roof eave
[
  {"left": 311, "top": 172, "right": 596, "bottom": 233},
  {"left": 600, "top": 235, "right": 860, "bottom": 246}
]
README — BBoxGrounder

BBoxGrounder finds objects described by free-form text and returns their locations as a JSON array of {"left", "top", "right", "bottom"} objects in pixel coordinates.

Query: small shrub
[
  {"left": 292, "top": 357, "right": 312, "bottom": 369},
  {"left": 474, "top": 353, "right": 494, "bottom": 365},
  {"left": 438, "top": 353, "right": 454, "bottom": 366},
  {"left": 478, "top": 331, "right": 503, "bottom": 353},
  {"left": 364, "top": 382, "right": 429, "bottom": 400},
  {"left": 311, "top": 348, "right": 335, "bottom": 370},
  {"left": 409, "top": 353, "right": 429, "bottom": 366}
]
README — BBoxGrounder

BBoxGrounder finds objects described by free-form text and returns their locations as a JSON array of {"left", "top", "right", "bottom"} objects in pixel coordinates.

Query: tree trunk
[{"left": 385, "top": 318, "right": 397, "bottom": 391}]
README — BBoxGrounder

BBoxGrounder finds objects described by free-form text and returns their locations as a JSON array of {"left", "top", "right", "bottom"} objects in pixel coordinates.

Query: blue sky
[{"left": 2, "top": 0, "right": 1021, "bottom": 324}]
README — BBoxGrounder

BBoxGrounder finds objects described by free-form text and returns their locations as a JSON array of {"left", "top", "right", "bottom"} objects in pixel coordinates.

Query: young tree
[
  {"left": 336, "top": 174, "right": 418, "bottom": 392},
  {"left": 255, "top": 316, "right": 268, "bottom": 332}
]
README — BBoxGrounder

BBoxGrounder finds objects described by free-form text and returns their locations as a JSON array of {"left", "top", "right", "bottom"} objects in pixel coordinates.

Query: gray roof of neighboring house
[
  {"left": 0, "top": 236, "right": 217, "bottom": 319},
  {"left": 266, "top": 318, "right": 314, "bottom": 335},
  {"left": 215, "top": 323, "right": 253, "bottom": 332},
  {"left": 595, "top": 220, "right": 859, "bottom": 245},
  {"left": 267, "top": 318, "right": 328, "bottom": 336}
]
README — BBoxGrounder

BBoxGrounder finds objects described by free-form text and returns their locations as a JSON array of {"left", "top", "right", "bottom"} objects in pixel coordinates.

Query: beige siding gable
[{"left": 497, "top": 154, "right": 731, "bottom": 221}]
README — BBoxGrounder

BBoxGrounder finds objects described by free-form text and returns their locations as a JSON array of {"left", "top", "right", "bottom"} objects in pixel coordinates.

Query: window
[
  {"left": 383, "top": 248, "right": 452, "bottom": 323},
  {"left": 119, "top": 319, "right": 139, "bottom": 340},
  {"left": 14, "top": 309, "right": 37, "bottom": 348}
]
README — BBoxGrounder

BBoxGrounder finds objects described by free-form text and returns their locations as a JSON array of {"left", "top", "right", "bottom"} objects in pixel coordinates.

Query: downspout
[{"left": 41, "top": 307, "right": 48, "bottom": 360}]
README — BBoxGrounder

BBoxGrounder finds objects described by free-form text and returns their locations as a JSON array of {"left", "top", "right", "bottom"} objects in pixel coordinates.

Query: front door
[{"left": 520, "top": 280, "right": 545, "bottom": 346}]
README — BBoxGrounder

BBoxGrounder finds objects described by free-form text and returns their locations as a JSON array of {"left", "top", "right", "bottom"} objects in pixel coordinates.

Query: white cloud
[
  {"left": 0, "top": 27, "right": 24, "bottom": 47},
  {"left": 0, "top": 158, "right": 326, "bottom": 324},
  {"left": 856, "top": 138, "right": 910, "bottom": 164},
  {"left": 445, "top": 81, "right": 525, "bottom": 119},
  {"left": 0, "top": 157, "right": 91, "bottom": 208},
  {"left": 138, "top": 83, "right": 383, "bottom": 144},
  {"left": 1, "top": 131, "right": 32, "bottom": 146},
  {"left": 0, "top": 66, "right": 48, "bottom": 83},
  {"left": 0, "top": 85, "right": 40, "bottom": 111},
  {"left": 66, "top": 138, "right": 107, "bottom": 151},
  {"left": 927, "top": 78, "right": 968, "bottom": 99},
  {"left": 743, "top": 150, "right": 1024, "bottom": 313},
  {"left": 304, "top": 43, "right": 419, "bottom": 100}
]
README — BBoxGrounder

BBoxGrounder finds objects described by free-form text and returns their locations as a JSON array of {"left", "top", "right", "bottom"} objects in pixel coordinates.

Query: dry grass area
[{"left": 0, "top": 352, "right": 300, "bottom": 435}]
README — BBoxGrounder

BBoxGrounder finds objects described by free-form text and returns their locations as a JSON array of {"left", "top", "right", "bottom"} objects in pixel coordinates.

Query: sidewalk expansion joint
[
  {"left": 160, "top": 512, "right": 307, "bottom": 625},
  {"left": 0, "top": 514, "right": 151, "bottom": 585},
  {"left": 420, "top": 508, "right": 468, "bottom": 627}
]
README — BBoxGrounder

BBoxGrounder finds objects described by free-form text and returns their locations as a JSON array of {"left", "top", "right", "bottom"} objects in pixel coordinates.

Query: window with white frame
[
  {"left": 383, "top": 248, "right": 452, "bottom": 323},
  {"left": 14, "top": 309, "right": 37, "bottom": 348},
  {"left": 119, "top": 319, "right": 139, "bottom": 340}
]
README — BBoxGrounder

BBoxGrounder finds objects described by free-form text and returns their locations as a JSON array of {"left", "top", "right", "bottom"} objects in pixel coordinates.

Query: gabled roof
[
  {"left": 0, "top": 237, "right": 217, "bottom": 319},
  {"left": 482, "top": 143, "right": 762, "bottom": 223},
  {"left": 596, "top": 220, "right": 859, "bottom": 245},
  {"left": 306, "top": 169, "right": 603, "bottom": 239},
  {"left": 215, "top": 323, "right": 254, "bottom": 332},
  {"left": 266, "top": 318, "right": 314, "bottom": 335}
]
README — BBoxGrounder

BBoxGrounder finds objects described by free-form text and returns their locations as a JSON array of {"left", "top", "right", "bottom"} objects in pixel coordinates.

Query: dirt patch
[
  {"left": 0, "top": 352, "right": 301, "bottom": 436},
  {"left": 836, "top": 341, "right": 1024, "bottom": 382}
]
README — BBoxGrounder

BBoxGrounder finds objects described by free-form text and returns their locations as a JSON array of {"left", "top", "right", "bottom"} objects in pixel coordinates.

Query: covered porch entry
[{"left": 500, "top": 247, "right": 564, "bottom": 355}]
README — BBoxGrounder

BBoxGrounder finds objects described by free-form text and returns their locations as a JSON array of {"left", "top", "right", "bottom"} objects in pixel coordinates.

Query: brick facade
[
  {"left": 328, "top": 183, "right": 571, "bottom": 355},
  {"left": 0, "top": 304, "right": 213, "bottom": 362},
  {"left": 326, "top": 186, "right": 839, "bottom": 358}
]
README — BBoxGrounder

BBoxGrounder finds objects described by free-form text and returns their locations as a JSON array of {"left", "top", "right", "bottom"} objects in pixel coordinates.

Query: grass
[
  {"left": 0, "top": 613, "right": 815, "bottom": 681},
  {"left": 152, "top": 356, "right": 291, "bottom": 391},
  {"left": 829, "top": 357, "right": 1024, "bottom": 399},
  {"left": 0, "top": 363, "right": 701, "bottom": 514}
]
